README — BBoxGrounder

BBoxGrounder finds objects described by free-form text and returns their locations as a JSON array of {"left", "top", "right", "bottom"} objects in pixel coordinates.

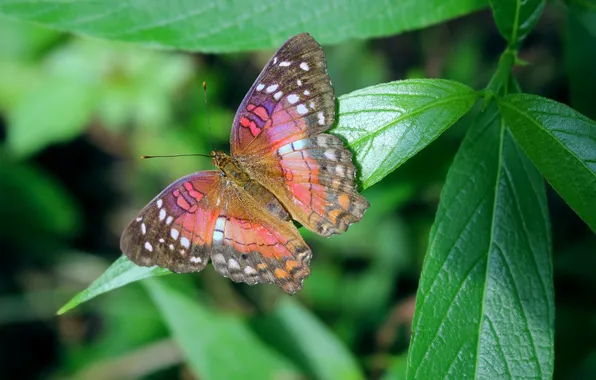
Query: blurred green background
[{"left": 0, "top": 4, "right": 595, "bottom": 380}]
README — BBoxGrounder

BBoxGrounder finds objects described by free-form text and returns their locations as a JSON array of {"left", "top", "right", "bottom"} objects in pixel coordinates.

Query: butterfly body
[{"left": 121, "top": 33, "right": 369, "bottom": 294}]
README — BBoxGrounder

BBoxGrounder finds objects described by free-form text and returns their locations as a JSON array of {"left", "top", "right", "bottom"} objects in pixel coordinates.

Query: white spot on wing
[
  {"left": 228, "top": 259, "right": 241, "bottom": 270},
  {"left": 169, "top": 244, "right": 174, "bottom": 250},
  {"left": 266, "top": 84, "right": 279, "bottom": 93},
  {"left": 244, "top": 266, "right": 257, "bottom": 275},
  {"left": 157, "top": 199, "right": 163, "bottom": 208},
  {"left": 159, "top": 209, "right": 166, "bottom": 221},
  {"left": 159, "top": 238, "right": 165, "bottom": 243},
  {"left": 304, "top": 90, "right": 310, "bottom": 95},
  {"left": 144, "top": 242, "right": 153, "bottom": 251},
  {"left": 300, "top": 62, "right": 309, "bottom": 71},
  {"left": 136, "top": 217, "right": 142, "bottom": 222},
  {"left": 318, "top": 111, "right": 325, "bottom": 125},
  {"left": 336, "top": 165, "right": 346, "bottom": 176},
  {"left": 274, "top": 91, "right": 283, "bottom": 100},
  {"left": 279, "top": 61, "right": 291, "bottom": 67},
  {"left": 213, "top": 230, "right": 224, "bottom": 241},
  {"left": 297, "top": 79, "right": 302, "bottom": 86},
  {"left": 324, "top": 149, "right": 337, "bottom": 161},
  {"left": 273, "top": 56, "right": 278, "bottom": 64},
  {"left": 215, "top": 217, "right": 226, "bottom": 231},
  {"left": 256, "top": 83, "right": 264, "bottom": 91},
  {"left": 277, "top": 144, "right": 293, "bottom": 155},
  {"left": 141, "top": 223, "right": 147, "bottom": 235},
  {"left": 166, "top": 216, "right": 173, "bottom": 225},
  {"left": 287, "top": 94, "right": 299, "bottom": 104},
  {"left": 292, "top": 139, "right": 307, "bottom": 150},
  {"left": 213, "top": 254, "right": 225, "bottom": 264},
  {"left": 297, "top": 104, "right": 308, "bottom": 115},
  {"left": 190, "top": 256, "right": 202, "bottom": 263},
  {"left": 171, "top": 228, "right": 179, "bottom": 240},
  {"left": 180, "top": 237, "right": 190, "bottom": 249},
  {"left": 309, "top": 101, "right": 315, "bottom": 109}
]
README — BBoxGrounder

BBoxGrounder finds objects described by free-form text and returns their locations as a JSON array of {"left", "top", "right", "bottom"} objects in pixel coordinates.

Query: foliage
[{"left": 0, "top": 0, "right": 595, "bottom": 379}]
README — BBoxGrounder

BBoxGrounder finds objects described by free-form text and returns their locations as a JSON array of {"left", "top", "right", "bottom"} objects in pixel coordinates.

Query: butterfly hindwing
[
  {"left": 120, "top": 171, "right": 221, "bottom": 273},
  {"left": 252, "top": 133, "right": 369, "bottom": 236},
  {"left": 211, "top": 181, "right": 311, "bottom": 294},
  {"left": 231, "top": 33, "right": 335, "bottom": 156}
]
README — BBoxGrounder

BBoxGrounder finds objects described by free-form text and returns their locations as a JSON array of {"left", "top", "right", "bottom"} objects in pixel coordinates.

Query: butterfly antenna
[
  {"left": 141, "top": 153, "right": 212, "bottom": 159},
  {"left": 203, "top": 81, "right": 214, "bottom": 152}
]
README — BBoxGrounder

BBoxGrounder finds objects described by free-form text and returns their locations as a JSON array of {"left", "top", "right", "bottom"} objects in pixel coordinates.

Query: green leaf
[
  {"left": 57, "top": 255, "right": 170, "bottom": 315},
  {"left": 7, "top": 75, "right": 97, "bottom": 158},
  {"left": 407, "top": 104, "right": 554, "bottom": 379},
  {"left": 143, "top": 277, "right": 299, "bottom": 380},
  {"left": 498, "top": 94, "right": 596, "bottom": 231},
  {"left": 271, "top": 298, "right": 364, "bottom": 380},
  {"left": 335, "top": 79, "right": 478, "bottom": 189},
  {"left": 0, "top": 0, "right": 487, "bottom": 52},
  {"left": 489, "top": 0, "right": 545, "bottom": 47}
]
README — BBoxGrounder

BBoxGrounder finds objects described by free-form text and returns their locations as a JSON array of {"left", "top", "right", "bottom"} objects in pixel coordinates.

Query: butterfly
[{"left": 120, "top": 33, "right": 369, "bottom": 294}]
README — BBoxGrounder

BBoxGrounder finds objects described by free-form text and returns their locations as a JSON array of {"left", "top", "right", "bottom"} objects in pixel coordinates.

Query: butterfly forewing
[
  {"left": 120, "top": 172, "right": 221, "bottom": 273},
  {"left": 231, "top": 33, "right": 369, "bottom": 237},
  {"left": 231, "top": 33, "right": 335, "bottom": 156}
]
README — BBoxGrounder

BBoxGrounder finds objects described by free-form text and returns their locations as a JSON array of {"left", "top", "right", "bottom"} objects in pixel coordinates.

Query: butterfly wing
[
  {"left": 230, "top": 33, "right": 335, "bottom": 155},
  {"left": 120, "top": 171, "right": 221, "bottom": 273},
  {"left": 121, "top": 171, "right": 311, "bottom": 294},
  {"left": 231, "top": 33, "right": 369, "bottom": 237},
  {"left": 211, "top": 180, "right": 311, "bottom": 294}
]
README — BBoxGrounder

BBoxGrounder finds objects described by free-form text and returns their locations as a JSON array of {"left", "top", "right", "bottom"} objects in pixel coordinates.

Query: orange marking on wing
[
  {"left": 252, "top": 106, "right": 269, "bottom": 121},
  {"left": 338, "top": 193, "right": 350, "bottom": 210},
  {"left": 275, "top": 268, "right": 289, "bottom": 279},
  {"left": 285, "top": 260, "right": 300, "bottom": 272},
  {"left": 257, "top": 263, "right": 268, "bottom": 271},
  {"left": 184, "top": 182, "right": 204, "bottom": 202},
  {"left": 328, "top": 208, "right": 343, "bottom": 224}
]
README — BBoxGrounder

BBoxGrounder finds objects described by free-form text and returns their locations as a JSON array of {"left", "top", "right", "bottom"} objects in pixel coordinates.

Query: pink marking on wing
[{"left": 184, "top": 182, "right": 204, "bottom": 202}]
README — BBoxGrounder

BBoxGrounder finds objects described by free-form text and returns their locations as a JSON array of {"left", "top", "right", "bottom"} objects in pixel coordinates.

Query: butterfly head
[{"left": 212, "top": 151, "right": 250, "bottom": 186}]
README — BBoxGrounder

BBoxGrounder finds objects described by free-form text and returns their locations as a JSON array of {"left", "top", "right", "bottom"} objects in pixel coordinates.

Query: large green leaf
[
  {"left": 334, "top": 79, "right": 478, "bottom": 189},
  {"left": 499, "top": 94, "right": 596, "bottom": 231},
  {"left": 57, "top": 255, "right": 170, "bottom": 315},
  {"left": 0, "top": 0, "right": 487, "bottom": 52},
  {"left": 489, "top": 0, "right": 545, "bottom": 47},
  {"left": 407, "top": 104, "right": 554, "bottom": 379},
  {"left": 143, "top": 277, "right": 299, "bottom": 380}
]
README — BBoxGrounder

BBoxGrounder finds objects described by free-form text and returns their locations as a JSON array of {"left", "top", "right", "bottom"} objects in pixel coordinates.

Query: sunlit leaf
[
  {"left": 57, "top": 256, "right": 170, "bottom": 315},
  {"left": 143, "top": 277, "right": 299, "bottom": 379},
  {"left": 489, "top": 0, "right": 545, "bottom": 46},
  {"left": 499, "top": 94, "right": 596, "bottom": 231},
  {"left": 335, "top": 79, "right": 478, "bottom": 189},
  {"left": 0, "top": 0, "right": 487, "bottom": 52},
  {"left": 407, "top": 104, "right": 554, "bottom": 379}
]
